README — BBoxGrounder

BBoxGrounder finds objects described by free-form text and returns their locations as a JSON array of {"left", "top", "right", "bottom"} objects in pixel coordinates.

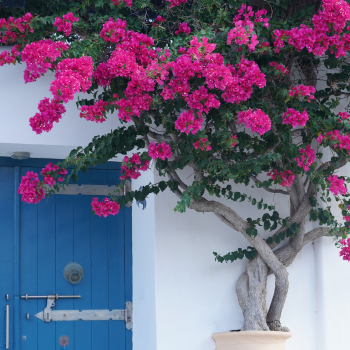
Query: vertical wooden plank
[
  {"left": 107, "top": 170, "right": 126, "bottom": 349},
  {"left": 124, "top": 205, "right": 133, "bottom": 350},
  {"left": 0, "top": 166, "right": 14, "bottom": 349},
  {"left": 73, "top": 169, "right": 92, "bottom": 350},
  {"left": 37, "top": 194, "right": 56, "bottom": 350},
  {"left": 19, "top": 167, "right": 39, "bottom": 350},
  {"left": 55, "top": 195, "right": 74, "bottom": 350},
  {"left": 13, "top": 167, "right": 20, "bottom": 350},
  {"left": 90, "top": 170, "right": 109, "bottom": 349}
]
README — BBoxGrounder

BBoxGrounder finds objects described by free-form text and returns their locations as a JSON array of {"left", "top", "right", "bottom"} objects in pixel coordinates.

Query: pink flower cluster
[
  {"left": 193, "top": 138, "right": 212, "bottom": 151},
  {"left": 153, "top": 16, "right": 166, "bottom": 26},
  {"left": 157, "top": 47, "right": 171, "bottom": 62},
  {"left": 95, "top": 20, "right": 158, "bottom": 121},
  {"left": 54, "top": 12, "right": 79, "bottom": 37},
  {"left": 148, "top": 142, "right": 172, "bottom": 160},
  {"left": 328, "top": 175, "right": 347, "bottom": 195},
  {"left": 120, "top": 154, "right": 150, "bottom": 180},
  {"left": 227, "top": 5, "right": 269, "bottom": 51},
  {"left": 100, "top": 18, "right": 127, "bottom": 44},
  {"left": 339, "top": 111, "right": 350, "bottom": 120},
  {"left": 158, "top": 37, "right": 265, "bottom": 108},
  {"left": 273, "top": 0, "right": 350, "bottom": 57},
  {"left": 30, "top": 56, "right": 93, "bottom": 133},
  {"left": 188, "top": 36, "right": 216, "bottom": 58},
  {"left": 294, "top": 145, "right": 315, "bottom": 171},
  {"left": 165, "top": 0, "right": 188, "bottom": 8},
  {"left": 0, "top": 45, "right": 20, "bottom": 66},
  {"left": 270, "top": 62, "right": 289, "bottom": 74},
  {"left": 289, "top": 85, "right": 316, "bottom": 101},
  {"left": 80, "top": 100, "right": 108, "bottom": 123},
  {"left": 175, "top": 110, "right": 203, "bottom": 135},
  {"left": 320, "top": 0, "right": 350, "bottom": 33},
  {"left": 339, "top": 238, "right": 350, "bottom": 261},
  {"left": 0, "top": 12, "right": 33, "bottom": 44},
  {"left": 111, "top": 0, "right": 132, "bottom": 6},
  {"left": 237, "top": 108, "right": 271, "bottom": 135},
  {"left": 267, "top": 169, "right": 295, "bottom": 188},
  {"left": 259, "top": 41, "right": 270, "bottom": 54},
  {"left": 29, "top": 98, "right": 66, "bottom": 134},
  {"left": 18, "top": 171, "right": 45, "bottom": 204},
  {"left": 175, "top": 22, "right": 191, "bottom": 35},
  {"left": 231, "top": 135, "right": 239, "bottom": 147},
  {"left": 156, "top": 16, "right": 165, "bottom": 22},
  {"left": 50, "top": 56, "right": 93, "bottom": 103},
  {"left": 185, "top": 86, "right": 220, "bottom": 114},
  {"left": 21, "top": 40, "right": 69, "bottom": 83},
  {"left": 91, "top": 197, "right": 120, "bottom": 217},
  {"left": 282, "top": 108, "right": 309, "bottom": 128},
  {"left": 317, "top": 130, "right": 350, "bottom": 155},
  {"left": 220, "top": 57, "right": 266, "bottom": 104},
  {"left": 41, "top": 162, "right": 68, "bottom": 186}
]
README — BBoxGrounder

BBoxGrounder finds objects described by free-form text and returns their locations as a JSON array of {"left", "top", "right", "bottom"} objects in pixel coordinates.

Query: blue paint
[{"left": 0, "top": 159, "right": 132, "bottom": 349}]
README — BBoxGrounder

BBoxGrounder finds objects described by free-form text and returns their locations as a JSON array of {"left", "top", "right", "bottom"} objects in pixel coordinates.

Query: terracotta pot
[{"left": 212, "top": 331, "right": 292, "bottom": 350}]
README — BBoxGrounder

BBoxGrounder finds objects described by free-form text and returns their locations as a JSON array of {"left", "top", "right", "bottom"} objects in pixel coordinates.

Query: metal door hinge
[
  {"left": 21, "top": 294, "right": 132, "bottom": 329},
  {"left": 125, "top": 301, "right": 133, "bottom": 330}
]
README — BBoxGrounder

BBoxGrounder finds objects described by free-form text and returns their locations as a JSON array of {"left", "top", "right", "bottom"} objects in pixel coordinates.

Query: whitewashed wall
[{"left": 1, "top": 48, "right": 350, "bottom": 350}]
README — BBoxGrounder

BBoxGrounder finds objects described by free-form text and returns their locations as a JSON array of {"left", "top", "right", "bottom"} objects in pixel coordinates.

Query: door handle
[{"left": 6, "top": 304, "right": 9, "bottom": 349}]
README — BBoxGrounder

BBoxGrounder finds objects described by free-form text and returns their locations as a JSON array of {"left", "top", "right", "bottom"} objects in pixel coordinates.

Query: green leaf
[
  {"left": 273, "top": 235, "right": 281, "bottom": 244},
  {"left": 270, "top": 221, "right": 278, "bottom": 231},
  {"left": 158, "top": 181, "right": 167, "bottom": 192},
  {"left": 310, "top": 212, "right": 318, "bottom": 221},
  {"left": 233, "top": 192, "right": 241, "bottom": 201},
  {"left": 246, "top": 228, "right": 254, "bottom": 236},
  {"left": 290, "top": 222, "right": 298, "bottom": 233},
  {"left": 264, "top": 220, "right": 271, "bottom": 231}
]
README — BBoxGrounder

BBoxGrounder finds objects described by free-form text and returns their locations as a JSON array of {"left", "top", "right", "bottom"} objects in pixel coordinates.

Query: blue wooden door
[{"left": 0, "top": 158, "right": 132, "bottom": 350}]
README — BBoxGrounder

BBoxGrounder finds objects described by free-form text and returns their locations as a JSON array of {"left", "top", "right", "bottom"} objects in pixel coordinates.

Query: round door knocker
[{"left": 63, "top": 262, "right": 84, "bottom": 285}]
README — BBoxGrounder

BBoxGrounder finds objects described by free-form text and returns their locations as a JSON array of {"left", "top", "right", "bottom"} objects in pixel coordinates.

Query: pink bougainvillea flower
[
  {"left": 193, "top": 138, "right": 212, "bottom": 151},
  {"left": 18, "top": 171, "right": 45, "bottom": 204},
  {"left": 328, "top": 175, "right": 347, "bottom": 195},
  {"left": 282, "top": 108, "right": 309, "bottom": 128},
  {"left": 294, "top": 145, "right": 315, "bottom": 171},
  {"left": 54, "top": 12, "right": 79, "bottom": 37},
  {"left": 91, "top": 197, "right": 120, "bottom": 217},
  {"left": 267, "top": 169, "right": 295, "bottom": 188},
  {"left": 175, "top": 110, "right": 203, "bottom": 135},
  {"left": 148, "top": 142, "right": 172, "bottom": 160},
  {"left": 237, "top": 108, "right": 271, "bottom": 135}
]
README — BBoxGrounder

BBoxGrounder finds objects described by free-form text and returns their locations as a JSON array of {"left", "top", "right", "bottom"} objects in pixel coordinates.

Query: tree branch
[{"left": 250, "top": 175, "right": 289, "bottom": 195}]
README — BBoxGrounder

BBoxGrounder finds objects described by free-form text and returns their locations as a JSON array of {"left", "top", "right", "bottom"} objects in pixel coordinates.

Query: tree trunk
[{"left": 236, "top": 255, "right": 269, "bottom": 330}]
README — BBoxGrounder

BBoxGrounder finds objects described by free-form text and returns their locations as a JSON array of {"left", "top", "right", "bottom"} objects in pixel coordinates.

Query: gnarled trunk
[{"left": 236, "top": 255, "right": 269, "bottom": 330}]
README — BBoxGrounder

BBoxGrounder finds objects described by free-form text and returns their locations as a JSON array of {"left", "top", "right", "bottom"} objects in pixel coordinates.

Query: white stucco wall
[{"left": 1, "top": 50, "right": 350, "bottom": 350}]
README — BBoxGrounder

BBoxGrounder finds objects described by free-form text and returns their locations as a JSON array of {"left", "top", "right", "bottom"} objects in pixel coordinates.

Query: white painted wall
[
  {"left": 1, "top": 49, "right": 350, "bottom": 350},
  {"left": 0, "top": 47, "right": 123, "bottom": 160}
]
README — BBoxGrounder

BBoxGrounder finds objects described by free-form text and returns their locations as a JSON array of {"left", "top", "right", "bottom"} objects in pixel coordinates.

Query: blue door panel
[
  {"left": 37, "top": 193, "right": 56, "bottom": 350},
  {"left": 73, "top": 195, "right": 92, "bottom": 350},
  {"left": 0, "top": 159, "right": 132, "bottom": 350},
  {"left": 20, "top": 166, "right": 39, "bottom": 350}
]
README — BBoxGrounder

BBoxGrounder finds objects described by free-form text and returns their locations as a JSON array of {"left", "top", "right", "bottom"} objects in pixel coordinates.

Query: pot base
[{"left": 212, "top": 331, "right": 292, "bottom": 350}]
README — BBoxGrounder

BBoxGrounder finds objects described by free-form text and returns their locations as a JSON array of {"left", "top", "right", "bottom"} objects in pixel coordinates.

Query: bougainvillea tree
[{"left": 2, "top": 0, "right": 350, "bottom": 332}]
